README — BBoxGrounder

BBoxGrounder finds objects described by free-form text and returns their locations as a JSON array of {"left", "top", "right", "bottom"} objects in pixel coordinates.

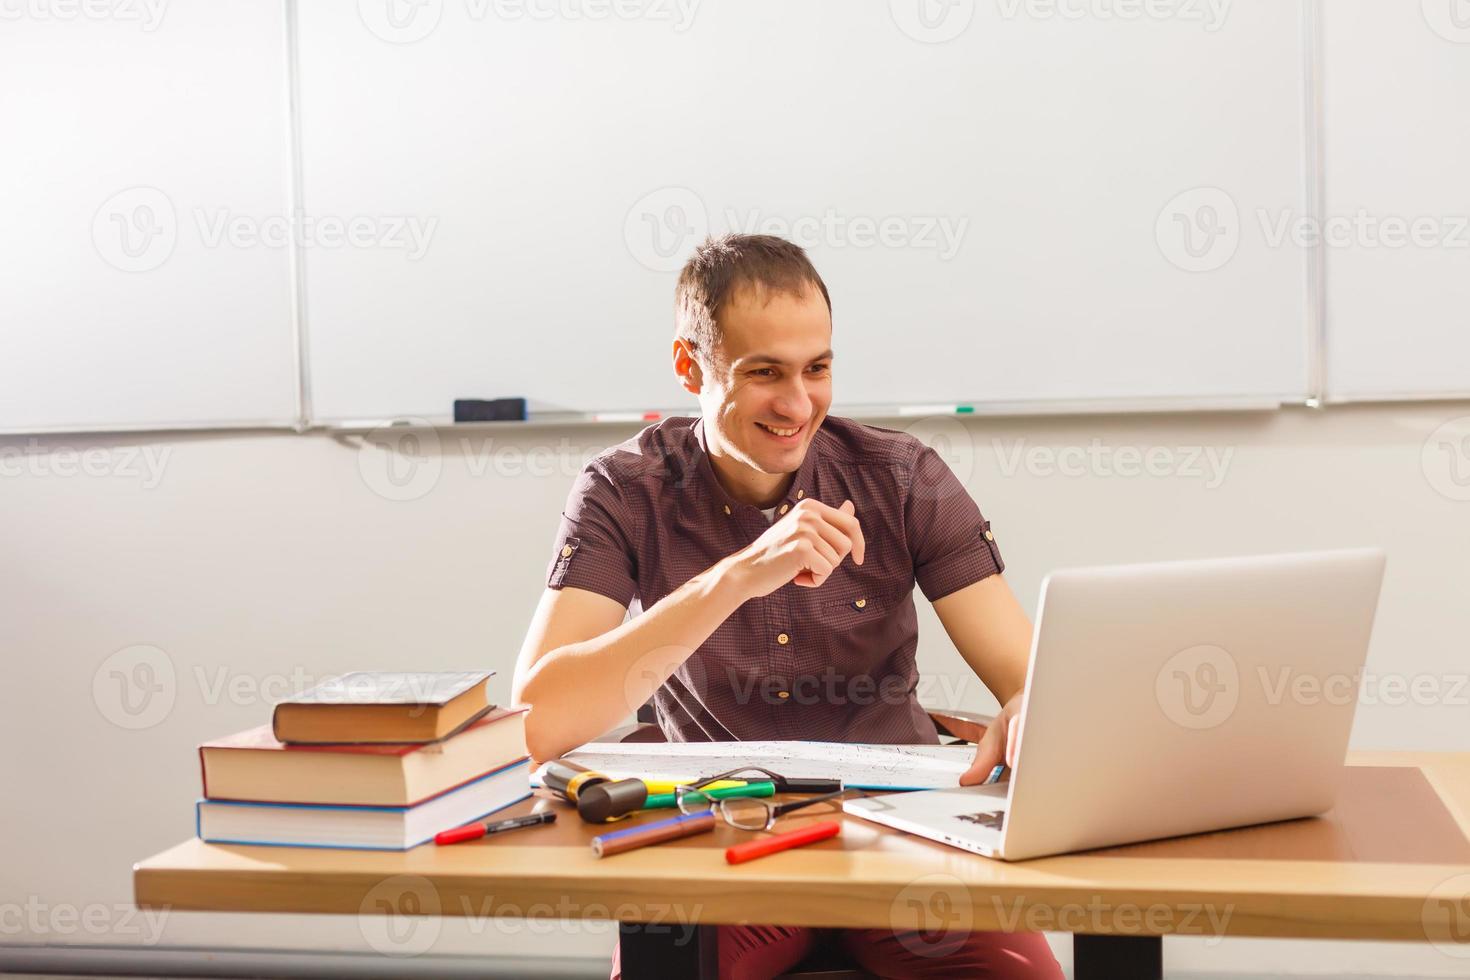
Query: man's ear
[{"left": 672, "top": 339, "right": 702, "bottom": 395}]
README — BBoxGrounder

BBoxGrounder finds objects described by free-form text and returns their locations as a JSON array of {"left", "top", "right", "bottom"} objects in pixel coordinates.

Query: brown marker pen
[{"left": 590, "top": 810, "right": 717, "bottom": 858}]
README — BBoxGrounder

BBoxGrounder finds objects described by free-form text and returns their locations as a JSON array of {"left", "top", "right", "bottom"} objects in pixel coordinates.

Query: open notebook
[{"left": 533, "top": 740, "right": 976, "bottom": 791}]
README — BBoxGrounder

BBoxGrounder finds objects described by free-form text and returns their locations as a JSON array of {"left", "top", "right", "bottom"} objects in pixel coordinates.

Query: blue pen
[{"left": 591, "top": 809, "right": 717, "bottom": 858}]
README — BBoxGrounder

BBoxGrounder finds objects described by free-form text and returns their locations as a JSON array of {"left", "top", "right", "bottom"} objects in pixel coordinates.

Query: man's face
[{"left": 696, "top": 284, "right": 833, "bottom": 478}]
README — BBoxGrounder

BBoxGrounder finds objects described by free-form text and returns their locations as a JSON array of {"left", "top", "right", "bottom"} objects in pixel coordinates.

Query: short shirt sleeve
[
  {"left": 905, "top": 444, "right": 1005, "bottom": 602},
  {"left": 545, "top": 463, "right": 638, "bottom": 608}
]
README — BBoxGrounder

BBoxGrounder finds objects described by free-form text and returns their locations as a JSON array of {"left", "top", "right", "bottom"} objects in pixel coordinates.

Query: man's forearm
[{"left": 517, "top": 556, "right": 752, "bottom": 761}]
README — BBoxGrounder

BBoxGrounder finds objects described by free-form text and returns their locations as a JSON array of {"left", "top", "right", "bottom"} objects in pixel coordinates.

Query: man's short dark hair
[{"left": 674, "top": 234, "right": 832, "bottom": 363}]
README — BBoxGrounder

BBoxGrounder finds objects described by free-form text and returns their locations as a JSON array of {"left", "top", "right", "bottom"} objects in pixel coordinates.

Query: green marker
[
  {"left": 642, "top": 780, "right": 777, "bottom": 810},
  {"left": 897, "top": 404, "right": 975, "bottom": 415}
]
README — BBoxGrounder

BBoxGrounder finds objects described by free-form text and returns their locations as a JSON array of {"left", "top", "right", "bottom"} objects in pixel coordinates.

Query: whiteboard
[
  {"left": 1322, "top": 0, "right": 1470, "bottom": 401},
  {"left": 297, "top": 0, "right": 1309, "bottom": 422},
  {"left": 0, "top": 1, "right": 298, "bottom": 433}
]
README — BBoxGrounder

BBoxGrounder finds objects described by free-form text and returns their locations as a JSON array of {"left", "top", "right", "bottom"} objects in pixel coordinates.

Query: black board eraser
[{"left": 454, "top": 398, "right": 528, "bottom": 422}]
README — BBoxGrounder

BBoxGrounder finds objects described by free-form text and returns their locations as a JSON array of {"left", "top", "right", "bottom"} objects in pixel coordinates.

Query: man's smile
[{"left": 756, "top": 421, "right": 805, "bottom": 442}]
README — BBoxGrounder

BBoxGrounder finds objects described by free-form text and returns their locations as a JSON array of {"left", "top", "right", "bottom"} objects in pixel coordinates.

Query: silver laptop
[{"left": 844, "top": 548, "right": 1386, "bottom": 861}]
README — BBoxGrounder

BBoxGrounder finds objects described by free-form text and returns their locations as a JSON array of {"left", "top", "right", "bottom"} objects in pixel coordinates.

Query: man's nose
[{"left": 771, "top": 377, "right": 812, "bottom": 421}]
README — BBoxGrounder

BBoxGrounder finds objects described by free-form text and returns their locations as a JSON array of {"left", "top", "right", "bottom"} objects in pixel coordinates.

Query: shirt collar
[{"left": 689, "top": 416, "right": 823, "bottom": 521}]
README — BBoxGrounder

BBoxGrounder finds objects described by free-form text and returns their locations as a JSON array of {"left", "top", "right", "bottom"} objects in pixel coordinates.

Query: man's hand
[
  {"left": 730, "top": 498, "right": 865, "bottom": 598},
  {"left": 959, "top": 689, "right": 1024, "bottom": 786}
]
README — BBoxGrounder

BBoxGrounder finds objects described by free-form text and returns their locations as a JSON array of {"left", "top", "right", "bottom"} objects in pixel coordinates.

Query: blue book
[{"left": 197, "top": 758, "right": 531, "bottom": 850}]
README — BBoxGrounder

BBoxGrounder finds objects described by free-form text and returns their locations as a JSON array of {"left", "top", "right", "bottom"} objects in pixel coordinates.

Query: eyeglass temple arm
[
  {"left": 770, "top": 787, "right": 849, "bottom": 817},
  {"left": 693, "top": 767, "right": 784, "bottom": 790}
]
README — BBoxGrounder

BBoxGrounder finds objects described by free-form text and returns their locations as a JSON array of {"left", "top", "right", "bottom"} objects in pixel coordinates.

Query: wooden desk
[{"left": 135, "top": 752, "right": 1470, "bottom": 979}]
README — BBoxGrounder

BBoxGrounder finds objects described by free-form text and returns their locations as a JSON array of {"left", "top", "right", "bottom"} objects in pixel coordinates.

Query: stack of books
[{"left": 195, "top": 671, "right": 530, "bottom": 850}]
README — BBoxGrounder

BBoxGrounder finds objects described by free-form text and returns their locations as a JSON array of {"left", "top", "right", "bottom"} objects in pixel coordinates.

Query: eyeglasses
[{"left": 673, "top": 767, "right": 852, "bottom": 832}]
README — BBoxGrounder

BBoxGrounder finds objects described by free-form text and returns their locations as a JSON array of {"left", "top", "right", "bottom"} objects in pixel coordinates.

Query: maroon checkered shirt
[{"left": 545, "top": 415, "right": 1004, "bottom": 744}]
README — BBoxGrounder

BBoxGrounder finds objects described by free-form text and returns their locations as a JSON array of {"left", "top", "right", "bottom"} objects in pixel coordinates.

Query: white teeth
[{"left": 759, "top": 423, "right": 799, "bottom": 437}]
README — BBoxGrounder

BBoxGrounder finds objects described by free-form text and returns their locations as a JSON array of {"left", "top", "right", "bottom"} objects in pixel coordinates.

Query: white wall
[{"left": 3, "top": 401, "right": 1470, "bottom": 976}]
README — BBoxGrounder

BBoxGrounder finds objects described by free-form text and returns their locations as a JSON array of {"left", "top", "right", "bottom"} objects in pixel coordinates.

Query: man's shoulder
[
  {"left": 581, "top": 415, "right": 701, "bottom": 489},
  {"left": 814, "top": 415, "right": 927, "bottom": 469}
]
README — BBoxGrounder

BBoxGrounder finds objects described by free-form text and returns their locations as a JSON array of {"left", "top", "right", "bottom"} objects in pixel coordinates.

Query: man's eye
[
  {"left": 808, "top": 364, "right": 831, "bottom": 374},
  {"left": 752, "top": 368, "right": 775, "bottom": 377}
]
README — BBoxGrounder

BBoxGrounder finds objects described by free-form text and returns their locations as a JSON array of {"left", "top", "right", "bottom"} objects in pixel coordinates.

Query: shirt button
[
  {"left": 723, "top": 504, "right": 732, "bottom": 516},
  {"left": 776, "top": 691, "right": 791, "bottom": 700},
  {"left": 983, "top": 529, "right": 995, "bottom": 542},
  {"left": 560, "top": 545, "right": 573, "bottom": 558},
  {"left": 796, "top": 489, "right": 805, "bottom": 499},
  {"left": 779, "top": 504, "right": 789, "bottom": 515},
  {"left": 854, "top": 598, "right": 866, "bottom": 609},
  {"left": 777, "top": 632, "right": 789, "bottom": 645}
]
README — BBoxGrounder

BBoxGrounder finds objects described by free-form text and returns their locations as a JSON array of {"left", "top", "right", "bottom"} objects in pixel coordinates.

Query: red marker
[
  {"left": 591, "top": 412, "right": 663, "bottom": 423},
  {"left": 435, "top": 811, "right": 555, "bottom": 845},
  {"left": 725, "top": 820, "right": 841, "bottom": 865}
]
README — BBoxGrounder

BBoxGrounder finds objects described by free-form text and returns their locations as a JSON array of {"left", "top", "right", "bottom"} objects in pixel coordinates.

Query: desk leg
[
  {"left": 1073, "top": 934, "right": 1162, "bottom": 980},
  {"left": 617, "top": 921, "right": 717, "bottom": 979}
]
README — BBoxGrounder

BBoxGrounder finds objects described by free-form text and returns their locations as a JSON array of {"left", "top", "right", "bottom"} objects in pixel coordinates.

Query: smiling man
[{"left": 512, "top": 234, "right": 1060, "bottom": 979}]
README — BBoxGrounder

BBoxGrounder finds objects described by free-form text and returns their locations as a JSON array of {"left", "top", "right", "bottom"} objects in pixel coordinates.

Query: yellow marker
[{"left": 641, "top": 778, "right": 748, "bottom": 794}]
